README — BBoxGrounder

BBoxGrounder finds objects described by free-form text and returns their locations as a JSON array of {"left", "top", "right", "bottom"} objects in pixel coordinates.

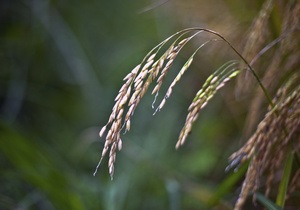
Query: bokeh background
[{"left": 0, "top": 0, "right": 274, "bottom": 209}]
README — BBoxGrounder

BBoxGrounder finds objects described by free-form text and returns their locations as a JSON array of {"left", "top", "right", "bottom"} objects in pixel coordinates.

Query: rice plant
[{"left": 95, "top": 1, "right": 300, "bottom": 209}]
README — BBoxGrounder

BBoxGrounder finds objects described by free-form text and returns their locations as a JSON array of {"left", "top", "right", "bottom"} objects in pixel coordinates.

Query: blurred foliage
[{"left": 0, "top": 0, "right": 299, "bottom": 210}]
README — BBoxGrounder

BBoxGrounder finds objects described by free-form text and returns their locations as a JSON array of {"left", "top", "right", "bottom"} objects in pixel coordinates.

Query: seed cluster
[
  {"left": 94, "top": 25, "right": 299, "bottom": 210},
  {"left": 176, "top": 61, "right": 240, "bottom": 148},
  {"left": 227, "top": 78, "right": 300, "bottom": 210},
  {"left": 94, "top": 28, "right": 239, "bottom": 179},
  {"left": 95, "top": 30, "right": 208, "bottom": 179}
]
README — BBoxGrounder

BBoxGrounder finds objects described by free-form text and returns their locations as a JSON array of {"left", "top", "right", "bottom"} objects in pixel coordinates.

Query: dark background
[{"left": 0, "top": 0, "right": 272, "bottom": 209}]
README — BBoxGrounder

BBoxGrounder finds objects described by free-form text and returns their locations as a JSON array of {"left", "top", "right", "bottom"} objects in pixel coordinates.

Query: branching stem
[{"left": 177, "top": 28, "right": 275, "bottom": 109}]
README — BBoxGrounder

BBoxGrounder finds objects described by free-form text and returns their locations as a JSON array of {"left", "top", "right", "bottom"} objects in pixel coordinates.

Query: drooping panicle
[
  {"left": 95, "top": 29, "right": 208, "bottom": 178},
  {"left": 176, "top": 61, "right": 240, "bottom": 149},
  {"left": 228, "top": 74, "right": 300, "bottom": 210}
]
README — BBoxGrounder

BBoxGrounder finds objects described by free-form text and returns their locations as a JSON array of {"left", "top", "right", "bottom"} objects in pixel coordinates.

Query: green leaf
[
  {"left": 207, "top": 162, "right": 248, "bottom": 207},
  {"left": 256, "top": 193, "right": 283, "bottom": 210},
  {"left": 0, "top": 123, "right": 84, "bottom": 210},
  {"left": 276, "top": 151, "right": 294, "bottom": 207}
]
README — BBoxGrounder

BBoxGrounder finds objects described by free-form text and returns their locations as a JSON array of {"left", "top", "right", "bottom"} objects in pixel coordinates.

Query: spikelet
[
  {"left": 93, "top": 3, "right": 300, "bottom": 210},
  {"left": 154, "top": 39, "right": 217, "bottom": 114},
  {"left": 95, "top": 29, "right": 208, "bottom": 178},
  {"left": 151, "top": 31, "right": 203, "bottom": 105},
  {"left": 176, "top": 61, "right": 240, "bottom": 148},
  {"left": 227, "top": 74, "right": 300, "bottom": 210}
]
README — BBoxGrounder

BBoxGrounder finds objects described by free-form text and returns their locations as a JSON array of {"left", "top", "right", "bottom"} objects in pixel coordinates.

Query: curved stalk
[{"left": 178, "top": 28, "right": 275, "bottom": 109}]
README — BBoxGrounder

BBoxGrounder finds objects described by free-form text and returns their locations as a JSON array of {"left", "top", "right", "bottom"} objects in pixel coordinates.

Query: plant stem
[
  {"left": 179, "top": 28, "right": 275, "bottom": 109},
  {"left": 276, "top": 151, "right": 294, "bottom": 207}
]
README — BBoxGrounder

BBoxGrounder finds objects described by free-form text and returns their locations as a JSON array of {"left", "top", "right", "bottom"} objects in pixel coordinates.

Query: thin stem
[
  {"left": 205, "top": 29, "right": 275, "bottom": 109},
  {"left": 178, "top": 28, "right": 275, "bottom": 109},
  {"left": 250, "top": 27, "right": 300, "bottom": 66}
]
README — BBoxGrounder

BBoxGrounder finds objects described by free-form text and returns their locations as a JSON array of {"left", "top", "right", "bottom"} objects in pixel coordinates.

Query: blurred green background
[{"left": 0, "top": 0, "right": 263, "bottom": 209}]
